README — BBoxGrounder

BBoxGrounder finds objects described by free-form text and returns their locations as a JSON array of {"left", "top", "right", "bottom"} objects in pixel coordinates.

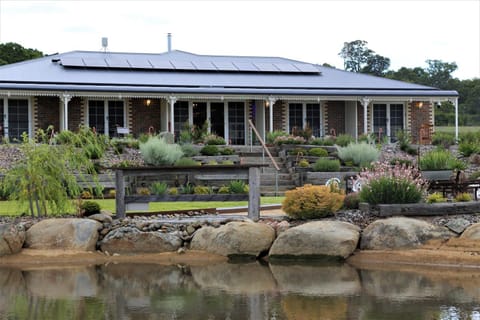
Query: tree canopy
[
  {"left": 338, "top": 40, "right": 390, "bottom": 76},
  {"left": 0, "top": 42, "right": 43, "bottom": 65}
]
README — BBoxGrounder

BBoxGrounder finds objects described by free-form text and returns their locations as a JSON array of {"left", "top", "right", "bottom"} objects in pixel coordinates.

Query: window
[
  {"left": 228, "top": 102, "right": 245, "bottom": 145},
  {"left": 373, "top": 103, "right": 404, "bottom": 142},
  {"left": 288, "top": 103, "right": 303, "bottom": 134},
  {"left": 8, "top": 99, "right": 29, "bottom": 141},
  {"left": 88, "top": 100, "right": 125, "bottom": 136},
  {"left": 306, "top": 103, "right": 321, "bottom": 137},
  {"left": 174, "top": 101, "right": 189, "bottom": 138}
]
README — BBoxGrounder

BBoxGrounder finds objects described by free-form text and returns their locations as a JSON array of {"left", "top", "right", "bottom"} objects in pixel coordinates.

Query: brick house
[{"left": 0, "top": 50, "right": 458, "bottom": 144}]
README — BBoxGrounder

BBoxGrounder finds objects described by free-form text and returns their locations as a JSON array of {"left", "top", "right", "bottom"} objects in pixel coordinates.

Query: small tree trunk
[
  {"left": 27, "top": 185, "right": 35, "bottom": 218},
  {"left": 34, "top": 192, "right": 42, "bottom": 217}
]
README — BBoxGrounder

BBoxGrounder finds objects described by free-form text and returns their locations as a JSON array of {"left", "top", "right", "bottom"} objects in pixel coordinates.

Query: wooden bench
[
  {"left": 76, "top": 173, "right": 116, "bottom": 190},
  {"left": 428, "top": 179, "right": 480, "bottom": 200}
]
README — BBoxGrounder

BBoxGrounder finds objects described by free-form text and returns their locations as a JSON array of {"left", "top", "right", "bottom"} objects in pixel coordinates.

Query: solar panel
[
  {"left": 294, "top": 63, "right": 319, "bottom": 73},
  {"left": 105, "top": 58, "right": 130, "bottom": 68},
  {"left": 83, "top": 58, "right": 108, "bottom": 68},
  {"left": 212, "top": 61, "right": 238, "bottom": 71},
  {"left": 253, "top": 63, "right": 279, "bottom": 72},
  {"left": 127, "top": 59, "right": 153, "bottom": 69},
  {"left": 273, "top": 63, "right": 299, "bottom": 73},
  {"left": 191, "top": 61, "right": 217, "bottom": 71},
  {"left": 170, "top": 60, "right": 197, "bottom": 70},
  {"left": 60, "top": 57, "right": 85, "bottom": 67},
  {"left": 232, "top": 62, "right": 258, "bottom": 72},
  {"left": 149, "top": 59, "right": 174, "bottom": 70}
]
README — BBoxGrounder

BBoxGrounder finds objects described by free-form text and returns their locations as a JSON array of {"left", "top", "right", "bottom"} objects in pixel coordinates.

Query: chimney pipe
[{"left": 167, "top": 33, "right": 172, "bottom": 52}]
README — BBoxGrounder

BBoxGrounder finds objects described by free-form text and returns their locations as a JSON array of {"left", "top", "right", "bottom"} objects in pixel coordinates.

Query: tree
[
  {"left": 338, "top": 40, "right": 390, "bottom": 75},
  {"left": 0, "top": 42, "right": 43, "bottom": 65},
  {"left": 424, "top": 59, "right": 458, "bottom": 89}
]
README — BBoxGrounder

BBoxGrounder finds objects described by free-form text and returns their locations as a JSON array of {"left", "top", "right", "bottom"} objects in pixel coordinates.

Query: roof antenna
[
  {"left": 101, "top": 37, "right": 108, "bottom": 53},
  {"left": 167, "top": 33, "right": 172, "bottom": 52}
]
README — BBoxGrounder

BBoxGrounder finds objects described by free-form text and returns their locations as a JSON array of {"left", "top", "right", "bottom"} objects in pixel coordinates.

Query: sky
[{"left": 0, "top": 0, "right": 479, "bottom": 80}]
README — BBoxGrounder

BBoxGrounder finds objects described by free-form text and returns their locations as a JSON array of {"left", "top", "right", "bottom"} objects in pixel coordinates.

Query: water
[{"left": 1, "top": 261, "right": 480, "bottom": 319}]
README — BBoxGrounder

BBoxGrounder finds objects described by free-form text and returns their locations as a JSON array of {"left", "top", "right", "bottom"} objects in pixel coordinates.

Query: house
[{"left": 0, "top": 49, "right": 458, "bottom": 144}]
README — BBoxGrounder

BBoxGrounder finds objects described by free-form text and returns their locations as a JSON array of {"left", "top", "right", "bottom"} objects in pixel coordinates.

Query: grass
[
  {"left": 0, "top": 197, "right": 285, "bottom": 216},
  {"left": 435, "top": 126, "right": 480, "bottom": 134}
]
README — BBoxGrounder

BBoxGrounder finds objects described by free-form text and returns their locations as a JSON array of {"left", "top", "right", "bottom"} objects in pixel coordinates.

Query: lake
[{"left": 1, "top": 261, "right": 480, "bottom": 319}]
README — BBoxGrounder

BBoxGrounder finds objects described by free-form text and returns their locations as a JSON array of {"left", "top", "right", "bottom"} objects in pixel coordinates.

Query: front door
[
  {"left": 210, "top": 102, "right": 225, "bottom": 137},
  {"left": 228, "top": 102, "right": 245, "bottom": 145},
  {"left": 373, "top": 103, "right": 404, "bottom": 142}
]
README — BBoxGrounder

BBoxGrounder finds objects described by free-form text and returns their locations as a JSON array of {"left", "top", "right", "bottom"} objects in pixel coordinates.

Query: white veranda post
[
  {"left": 361, "top": 97, "right": 371, "bottom": 135},
  {"left": 169, "top": 96, "right": 177, "bottom": 134},
  {"left": 268, "top": 96, "right": 276, "bottom": 133},
  {"left": 61, "top": 93, "right": 72, "bottom": 131}
]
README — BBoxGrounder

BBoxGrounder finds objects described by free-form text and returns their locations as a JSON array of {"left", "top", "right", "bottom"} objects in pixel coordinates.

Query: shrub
[
  {"left": 426, "top": 192, "right": 447, "bottom": 204},
  {"left": 310, "top": 137, "right": 335, "bottom": 146},
  {"left": 180, "top": 183, "right": 195, "bottom": 194},
  {"left": 221, "top": 160, "right": 234, "bottom": 165},
  {"left": 470, "top": 154, "right": 480, "bottom": 165},
  {"left": 140, "top": 136, "right": 184, "bottom": 166},
  {"left": 343, "top": 192, "right": 360, "bottom": 209},
  {"left": 54, "top": 130, "right": 76, "bottom": 145},
  {"left": 151, "top": 182, "right": 168, "bottom": 195},
  {"left": 432, "top": 132, "right": 455, "bottom": 148},
  {"left": 81, "top": 190, "right": 93, "bottom": 199},
  {"left": 308, "top": 147, "right": 328, "bottom": 157},
  {"left": 356, "top": 162, "right": 427, "bottom": 205},
  {"left": 0, "top": 179, "right": 13, "bottom": 200},
  {"left": 335, "top": 134, "right": 354, "bottom": 147},
  {"left": 469, "top": 170, "right": 480, "bottom": 180},
  {"left": 218, "top": 186, "right": 230, "bottom": 194},
  {"left": 220, "top": 147, "right": 235, "bottom": 155},
  {"left": 228, "top": 180, "right": 248, "bottom": 194},
  {"left": 396, "top": 130, "right": 411, "bottom": 152},
  {"left": 336, "top": 142, "right": 380, "bottom": 167},
  {"left": 266, "top": 130, "right": 288, "bottom": 145},
  {"left": 207, "top": 160, "right": 218, "bottom": 165},
  {"left": 204, "top": 134, "right": 226, "bottom": 145},
  {"left": 389, "top": 158, "right": 413, "bottom": 167},
  {"left": 80, "top": 200, "right": 101, "bottom": 216},
  {"left": 194, "top": 186, "right": 212, "bottom": 195},
  {"left": 419, "top": 149, "right": 467, "bottom": 171},
  {"left": 168, "top": 187, "right": 178, "bottom": 195},
  {"left": 459, "top": 131, "right": 480, "bottom": 144},
  {"left": 312, "top": 158, "right": 341, "bottom": 172},
  {"left": 458, "top": 142, "right": 480, "bottom": 157},
  {"left": 297, "top": 159, "right": 310, "bottom": 168},
  {"left": 180, "top": 143, "right": 199, "bottom": 157},
  {"left": 273, "top": 135, "right": 306, "bottom": 145},
  {"left": 288, "top": 147, "right": 306, "bottom": 156},
  {"left": 136, "top": 187, "right": 151, "bottom": 195},
  {"left": 282, "top": 184, "right": 345, "bottom": 219},
  {"left": 455, "top": 192, "right": 472, "bottom": 202},
  {"left": 200, "top": 145, "right": 219, "bottom": 156},
  {"left": 174, "top": 157, "right": 201, "bottom": 166}
]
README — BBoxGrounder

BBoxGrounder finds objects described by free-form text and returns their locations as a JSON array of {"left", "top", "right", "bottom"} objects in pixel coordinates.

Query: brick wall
[
  {"left": 131, "top": 98, "right": 162, "bottom": 136},
  {"left": 356, "top": 102, "right": 364, "bottom": 135},
  {"left": 68, "top": 97, "right": 84, "bottom": 131},
  {"left": 325, "top": 100, "right": 345, "bottom": 136},
  {"left": 35, "top": 96, "right": 60, "bottom": 132},
  {"left": 409, "top": 101, "right": 432, "bottom": 143},
  {"left": 272, "top": 100, "right": 286, "bottom": 131}
]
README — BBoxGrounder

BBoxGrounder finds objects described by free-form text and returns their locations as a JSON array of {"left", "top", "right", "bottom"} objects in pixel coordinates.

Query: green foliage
[
  {"left": 357, "top": 162, "right": 426, "bottom": 205},
  {"left": 297, "top": 159, "right": 310, "bottom": 168},
  {"left": 192, "top": 121, "right": 209, "bottom": 143},
  {"left": 469, "top": 170, "right": 480, "bottom": 180},
  {"left": 308, "top": 147, "right": 328, "bottom": 157},
  {"left": 282, "top": 184, "right": 345, "bottom": 219},
  {"left": 288, "top": 147, "right": 307, "bottom": 156},
  {"left": 80, "top": 200, "right": 101, "bottom": 216},
  {"left": 193, "top": 186, "right": 213, "bottom": 195},
  {"left": 419, "top": 149, "right": 466, "bottom": 171},
  {"left": 339, "top": 40, "right": 390, "bottom": 76},
  {"left": 0, "top": 42, "right": 43, "bottom": 65},
  {"left": 174, "top": 157, "right": 201, "bottom": 166},
  {"left": 200, "top": 144, "right": 219, "bottom": 156},
  {"left": 4, "top": 135, "right": 96, "bottom": 217},
  {"left": 0, "top": 178, "right": 13, "bottom": 200},
  {"left": 312, "top": 158, "right": 341, "bottom": 172},
  {"left": 455, "top": 192, "right": 472, "bottom": 202},
  {"left": 343, "top": 192, "right": 360, "bottom": 209},
  {"left": 168, "top": 187, "right": 179, "bottom": 195},
  {"left": 389, "top": 158, "right": 413, "bottom": 167},
  {"left": 207, "top": 160, "right": 218, "bottom": 165},
  {"left": 310, "top": 137, "right": 335, "bottom": 146},
  {"left": 266, "top": 130, "right": 288, "bottom": 144},
  {"left": 178, "top": 123, "right": 193, "bottom": 144},
  {"left": 458, "top": 142, "right": 480, "bottom": 157},
  {"left": 432, "top": 132, "right": 456, "bottom": 148},
  {"left": 138, "top": 133, "right": 150, "bottom": 144},
  {"left": 219, "top": 147, "right": 235, "bottom": 155},
  {"left": 180, "top": 143, "right": 199, "bottom": 157},
  {"left": 336, "top": 142, "right": 380, "bottom": 167},
  {"left": 221, "top": 160, "right": 234, "bottom": 165},
  {"left": 218, "top": 186, "right": 230, "bottom": 194},
  {"left": 136, "top": 187, "right": 151, "bottom": 195},
  {"left": 111, "top": 137, "right": 139, "bottom": 153},
  {"left": 292, "top": 125, "right": 313, "bottom": 141},
  {"left": 204, "top": 134, "right": 226, "bottom": 145},
  {"left": 335, "top": 134, "right": 354, "bottom": 147},
  {"left": 180, "top": 183, "right": 195, "bottom": 194},
  {"left": 140, "top": 136, "right": 184, "bottom": 166},
  {"left": 228, "top": 180, "right": 248, "bottom": 194},
  {"left": 273, "top": 135, "right": 306, "bottom": 145},
  {"left": 150, "top": 182, "right": 168, "bottom": 195},
  {"left": 426, "top": 192, "right": 447, "bottom": 204}
]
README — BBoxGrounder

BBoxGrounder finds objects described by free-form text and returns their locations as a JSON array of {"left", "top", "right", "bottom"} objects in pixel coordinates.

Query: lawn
[
  {"left": 0, "top": 196, "right": 285, "bottom": 216},
  {"left": 435, "top": 126, "right": 480, "bottom": 134}
]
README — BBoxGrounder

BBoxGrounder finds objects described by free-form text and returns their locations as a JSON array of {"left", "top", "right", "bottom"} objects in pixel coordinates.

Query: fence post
[
  {"left": 248, "top": 166, "right": 261, "bottom": 221},
  {"left": 115, "top": 169, "right": 126, "bottom": 218}
]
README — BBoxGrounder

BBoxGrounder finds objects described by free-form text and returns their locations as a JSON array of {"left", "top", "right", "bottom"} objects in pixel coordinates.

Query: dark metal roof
[{"left": 0, "top": 50, "right": 458, "bottom": 97}]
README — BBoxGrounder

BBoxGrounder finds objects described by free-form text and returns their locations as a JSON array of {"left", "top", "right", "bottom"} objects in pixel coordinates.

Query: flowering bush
[
  {"left": 355, "top": 162, "right": 427, "bottom": 205},
  {"left": 282, "top": 184, "right": 345, "bottom": 219},
  {"left": 273, "top": 135, "right": 306, "bottom": 145}
]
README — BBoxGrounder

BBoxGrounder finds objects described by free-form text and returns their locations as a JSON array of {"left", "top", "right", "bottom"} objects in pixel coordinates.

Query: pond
[{"left": 1, "top": 261, "right": 480, "bottom": 319}]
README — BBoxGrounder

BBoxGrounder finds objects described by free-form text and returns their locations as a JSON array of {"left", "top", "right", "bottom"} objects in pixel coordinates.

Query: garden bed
[{"left": 359, "top": 201, "right": 480, "bottom": 217}]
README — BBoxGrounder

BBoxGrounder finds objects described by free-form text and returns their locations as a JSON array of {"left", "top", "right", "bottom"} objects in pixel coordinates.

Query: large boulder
[
  {"left": 190, "top": 221, "right": 275, "bottom": 258},
  {"left": 460, "top": 222, "right": 480, "bottom": 240},
  {"left": 0, "top": 223, "right": 26, "bottom": 256},
  {"left": 100, "top": 227, "right": 182, "bottom": 254},
  {"left": 269, "top": 221, "right": 360, "bottom": 259},
  {"left": 360, "top": 217, "right": 452, "bottom": 250},
  {"left": 25, "top": 218, "right": 101, "bottom": 251}
]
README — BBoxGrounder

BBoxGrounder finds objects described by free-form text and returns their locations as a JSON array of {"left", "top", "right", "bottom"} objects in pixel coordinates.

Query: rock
[
  {"left": 100, "top": 227, "right": 182, "bottom": 254},
  {"left": 276, "top": 220, "right": 290, "bottom": 236},
  {"left": 186, "top": 225, "right": 196, "bottom": 235},
  {"left": 360, "top": 217, "right": 452, "bottom": 250},
  {"left": 460, "top": 222, "right": 480, "bottom": 240},
  {"left": 190, "top": 221, "right": 275, "bottom": 258},
  {"left": 0, "top": 223, "right": 26, "bottom": 256},
  {"left": 445, "top": 218, "right": 471, "bottom": 234},
  {"left": 269, "top": 221, "right": 360, "bottom": 259},
  {"left": 25, "top": 219, "right": 101, "bottom": 251},
  {"left": 88, "top": 213, "right": 113, "bottom": 224}
]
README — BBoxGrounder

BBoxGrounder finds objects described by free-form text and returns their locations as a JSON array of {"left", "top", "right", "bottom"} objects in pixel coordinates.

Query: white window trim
[
  {"left": 1, "top": 97, "right": 32, "bottom": 139},
  {"left": 85, "top": 98, "right": 126, "bottom": 137},
  {"left": 372, "top": 102, "right": 405, "bottom": 142}
]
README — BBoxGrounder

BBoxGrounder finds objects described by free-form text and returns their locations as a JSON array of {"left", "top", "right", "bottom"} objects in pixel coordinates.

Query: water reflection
[{"left": 1, "top": 261, "right": 480, "bottom": 319}]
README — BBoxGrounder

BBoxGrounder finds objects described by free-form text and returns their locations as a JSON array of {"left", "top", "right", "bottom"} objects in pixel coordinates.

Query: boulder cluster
[{"left": 2, "top": 212, "right": 480, "bottom": 260}]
